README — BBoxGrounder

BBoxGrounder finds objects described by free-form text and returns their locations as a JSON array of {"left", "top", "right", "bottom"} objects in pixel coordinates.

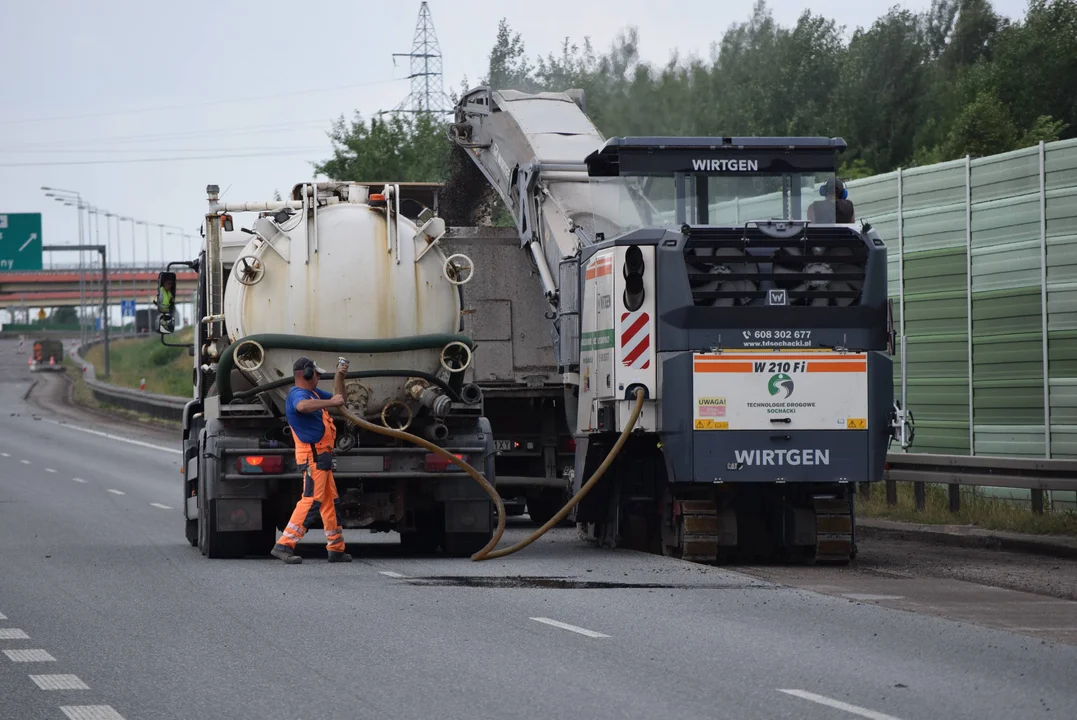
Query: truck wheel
[
  {"left": 526, "top": 489, "right": 568, "bottom": 527},
  {"left": 400, "top": 530, "right": 440, "bottom": 555},
  {"left": 185, "top": 519, "right": 198, "bottom": 547},
  {"left": 204, "top": 499, "right": 247, "bottom": 559},
  {"left": 442, "top": 532, "right": 491, "bottom": 558}
]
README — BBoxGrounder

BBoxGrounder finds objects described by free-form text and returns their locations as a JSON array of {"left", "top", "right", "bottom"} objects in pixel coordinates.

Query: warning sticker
[
  {"left": 697, "top": 397, "right": 727, "bottom": 418},
  {"left": 692, "top": 352, "right": 868, "bottom": 431}
]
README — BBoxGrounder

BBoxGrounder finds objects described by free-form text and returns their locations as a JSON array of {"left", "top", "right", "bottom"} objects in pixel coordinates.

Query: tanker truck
[{"left": 167, "top": 182, "right": 495, "bottom": 559}]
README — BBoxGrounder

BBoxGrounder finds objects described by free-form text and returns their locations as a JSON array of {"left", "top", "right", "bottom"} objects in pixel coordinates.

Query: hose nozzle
[{"left": 406, "top": 378, "right": 451, "bottom": 417}]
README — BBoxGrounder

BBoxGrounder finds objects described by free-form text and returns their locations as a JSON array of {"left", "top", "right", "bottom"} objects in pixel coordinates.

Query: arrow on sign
[{"left": 19, "top": 233, "right": 36, "bottom": 252}]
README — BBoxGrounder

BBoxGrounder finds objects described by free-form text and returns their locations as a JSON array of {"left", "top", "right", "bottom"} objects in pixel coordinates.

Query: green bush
[{"left": 150, "top": 344, "right": 183, "bottom": 367}]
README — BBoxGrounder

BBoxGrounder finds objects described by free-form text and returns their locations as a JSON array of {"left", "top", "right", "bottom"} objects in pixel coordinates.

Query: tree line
[{"left": 316, "top": 0, "right": 1076, "bottom": 184}]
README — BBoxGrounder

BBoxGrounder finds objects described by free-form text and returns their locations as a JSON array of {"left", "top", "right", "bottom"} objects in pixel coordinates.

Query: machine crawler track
[{"left": 813, "top": 495, "right": 854, "bottom": 565}]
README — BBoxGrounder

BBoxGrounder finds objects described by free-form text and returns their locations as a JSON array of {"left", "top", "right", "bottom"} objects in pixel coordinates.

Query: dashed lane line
[
  {"left": 73, "top": 477, "right": 87, "bottom": 483},
  {"left": 61, "top": 706, "right": 127, "bottom": 720},
  {"left": 4, "top": 649, "right": 56, "bottom": 662},
  {"left": 45, "top": 468, "right": 57, "bottom": 474},
  {"left": 777, "top": 689, "right": 905, "bottom": 720},
  {"left": 19, "top": 459, "right": 30, "bottom": 465},
  {"left": 29, "top": 674, "right": 90, "bottom": 690},
  {"left": 106, "top": 489, "right": 125, "bottom": 496},
  {"left": 530, "top": 617, "right": 610, "bottom": 638},
  {"left": 0, "top": 452, "right": 9, "bottom": 457},
  {"left": 379, "top": 571, "right": 406, "bottom": 578},
  {"left": 40, "top": 418, "right": 181, "bottom": 455},
  {"left": 150, "top": 503, "right": 172, "bottom": 510},
  {"left": 0, "top": 629, "right": 30, "bottom": 640}
]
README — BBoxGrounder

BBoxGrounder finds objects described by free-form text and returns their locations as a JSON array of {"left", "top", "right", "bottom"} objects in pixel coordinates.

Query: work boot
[
  {"left": 271, "top": 545, "right": 302, "bottom": 565},
  {"left": 327, "top": 550, "right": 352, "bottom": 563}
]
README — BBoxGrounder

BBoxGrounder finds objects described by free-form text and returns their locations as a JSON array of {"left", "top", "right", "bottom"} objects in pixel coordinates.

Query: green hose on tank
[{"left": 215, "top": 333, "right": 475, "bottom": 405}]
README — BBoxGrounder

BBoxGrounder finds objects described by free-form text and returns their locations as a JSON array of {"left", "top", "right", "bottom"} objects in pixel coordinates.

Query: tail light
[
  {"left": 424, "top": 454, "right": 467, "bottom": 472},
  {"left": 561, "top": 437, "right": 577, "bottom": 453},
  {"left": 236, "top": 455, "right": 285, "bottom": 474}
]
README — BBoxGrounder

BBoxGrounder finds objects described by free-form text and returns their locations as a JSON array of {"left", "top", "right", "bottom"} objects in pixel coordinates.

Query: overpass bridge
[{"left": 0, "top": 268, "right": 197, "bottom": 315}]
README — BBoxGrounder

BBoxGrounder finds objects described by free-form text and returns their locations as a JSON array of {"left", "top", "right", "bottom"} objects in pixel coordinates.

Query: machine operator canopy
[{"left": 582, "top": 136, "right": 848, "bottom": 240}]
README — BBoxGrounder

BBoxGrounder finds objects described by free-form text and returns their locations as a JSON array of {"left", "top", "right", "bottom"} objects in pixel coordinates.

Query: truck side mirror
[{"left": 156, "top": 314, "right": 175, "bottom": 335}]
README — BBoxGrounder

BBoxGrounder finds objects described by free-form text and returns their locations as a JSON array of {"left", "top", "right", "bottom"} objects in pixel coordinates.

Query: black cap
[{"left": 293, "top": 356, "right": 314, "bottom": 373}]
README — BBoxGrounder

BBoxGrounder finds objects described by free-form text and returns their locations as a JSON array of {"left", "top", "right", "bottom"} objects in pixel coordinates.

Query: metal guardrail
[
  {"left": 878, "top": 453, "right": 1077, "bottom": 515},
  {"left": 71, "top": 339, "right": 188, "bottom": 423},
  {"left": 61, "top": 339, "right": 1077, "bottom": 506}
]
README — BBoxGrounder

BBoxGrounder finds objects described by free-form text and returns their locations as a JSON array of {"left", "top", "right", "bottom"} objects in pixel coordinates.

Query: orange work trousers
[{"left": 275, "top": 455, "right": 345, "bottom": 554}]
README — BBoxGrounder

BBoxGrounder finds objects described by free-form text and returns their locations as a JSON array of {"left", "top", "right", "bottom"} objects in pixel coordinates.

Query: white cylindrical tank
[{"left": 222, "top": 185, "right": 462, "bottom": 413}]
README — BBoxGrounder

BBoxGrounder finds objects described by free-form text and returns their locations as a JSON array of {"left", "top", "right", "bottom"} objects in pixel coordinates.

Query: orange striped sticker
[
  {"left": 585, "top": 257, "right": 613, "bottom": 280},
  {"left": 808, "top": 362, "right": 866, "bottom": 373},
  {"left": 694, "top": 362, "right": 753, "bottom": 373}
]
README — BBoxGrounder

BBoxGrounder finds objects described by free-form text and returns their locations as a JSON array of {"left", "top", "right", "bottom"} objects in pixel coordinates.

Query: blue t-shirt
[{"left": 286, "top": 386, "right": 333, "bottom": 444}]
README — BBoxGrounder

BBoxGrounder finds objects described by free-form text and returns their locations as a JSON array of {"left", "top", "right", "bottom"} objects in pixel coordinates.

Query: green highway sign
[{"left": 0, "top": 213, "right": 43, "bottom": 271}]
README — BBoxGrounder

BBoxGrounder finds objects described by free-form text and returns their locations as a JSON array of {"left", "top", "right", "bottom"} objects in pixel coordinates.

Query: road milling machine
[{"left": 444, "top": 88, "right": 912, "bottom": 563}]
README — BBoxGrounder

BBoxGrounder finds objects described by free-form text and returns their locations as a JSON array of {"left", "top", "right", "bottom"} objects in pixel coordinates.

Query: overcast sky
[{"left": 0, "top": 0, "right": 1029, "bottom": 267}]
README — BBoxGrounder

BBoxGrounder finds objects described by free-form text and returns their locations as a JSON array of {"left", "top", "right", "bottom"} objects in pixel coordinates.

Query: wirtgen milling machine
[{"left": 446, "top": 88, "right": 912, "bottom": 564}]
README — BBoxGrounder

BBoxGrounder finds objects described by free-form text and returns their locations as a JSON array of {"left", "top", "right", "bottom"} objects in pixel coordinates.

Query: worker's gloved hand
[
  {"left": 329, "top": 394, "right": 346, "bottom": 408},
  {"left": 337, "top": 356, "right": 350, "bottom": 373}
]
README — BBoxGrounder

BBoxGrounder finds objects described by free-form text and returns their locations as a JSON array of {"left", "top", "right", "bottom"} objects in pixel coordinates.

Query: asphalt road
[{"left": 2, "top": 338, "right": 1077, "bottom": 720}]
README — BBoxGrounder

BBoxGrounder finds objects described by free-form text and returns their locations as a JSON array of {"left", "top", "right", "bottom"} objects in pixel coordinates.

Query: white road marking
[
  {"left": 150, "top": 503, "right": 172, "bottom": 510},
  {"left": 73, "top": 477, "right": 87, "bottom": 483},
  {"left": 530, "top": 617, "right": 609, "bottom": 638},
  {"left": 106, "top": 489, "right": 125, "bottom": 496},
  {"left": 379, "top": 571, "right": 405, "bottom": 578},
  {"left": 778, "top": 689, "right": 905, "bottom": 720},
  {"left": 20, "top": 459, "right": 30, "bottom": 465},
  {"left": 41, "top": 418, "right": 181, "bottom": 455},
  {"left": 61, "top": 706, "right": 127, "bottom": 720},
  {"left": 29, "top": 674, "right": 90, "bottom": 690},
  {"left": 0, "top": 452, "right": 9, "bottom": 457},
  {"left": 0, "top": 629, "right": 30, "bottom": 640},
  {"left": 841, "top": 594, "right": 905, "bottom": 602},
  {"left": 45, "top": 468, "right": 57, "bottom": 474},
  {"left": 0, "top": 611, "right": 5, "bottom": 620},
  {"left": 4, "top": 649, "right": 56, "bottom": 662}
]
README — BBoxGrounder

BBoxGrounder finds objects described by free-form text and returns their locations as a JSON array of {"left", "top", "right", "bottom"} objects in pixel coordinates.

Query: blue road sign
[
  {"left": 121, "top": 299, "right": 136, "bottom": 317},
  {"left": 0, "top": 213, "right": 43, "bottom": 271}
]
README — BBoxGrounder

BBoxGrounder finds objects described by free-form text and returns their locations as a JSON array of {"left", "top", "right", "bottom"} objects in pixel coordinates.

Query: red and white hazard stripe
[{"left": 620, "top": 310, "right": 651, "bottom": 369}]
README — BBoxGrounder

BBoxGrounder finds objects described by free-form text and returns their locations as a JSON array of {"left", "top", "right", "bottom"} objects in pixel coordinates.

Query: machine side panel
[{"left": 441, "top": 237, "right": 558, "bottom": 386}]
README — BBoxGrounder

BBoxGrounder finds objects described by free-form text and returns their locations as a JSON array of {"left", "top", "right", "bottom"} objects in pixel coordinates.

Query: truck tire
[
  {"left": 198, "top": 431, "right": 246, "bottom": 559},
  {"left": 526, "top": 489, "right": 567, "bottom": 527},
  {"left": 185, "top": 519, "right": 198, "bottom": 547},
  {"left": 400, "top": 530, "right": 440, "bottom": 555},
  {"left": 203, "top": 500, "right": 247, "bottom": 559},
  {"left": 442, "top": 532, "right": 491, "bottom": 558}
]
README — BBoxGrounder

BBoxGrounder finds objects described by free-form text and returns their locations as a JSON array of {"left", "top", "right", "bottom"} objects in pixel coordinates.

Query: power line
[
  {"left": 0, "top": 119, "right": 334, "bottom": 151},
  {"left": 0, "top": 145, "right": 328, "bottom": 154},
  {"left": 0, "top": 77, "right": 407, "bottom": 126},
  {"left": 0, "top": 150, "right": 324, "bottom": 167}
]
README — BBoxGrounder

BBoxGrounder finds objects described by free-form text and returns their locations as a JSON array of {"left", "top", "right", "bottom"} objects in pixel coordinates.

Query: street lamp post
[{"left": 41, "top": 187, "right": 84, "bottom": 342}]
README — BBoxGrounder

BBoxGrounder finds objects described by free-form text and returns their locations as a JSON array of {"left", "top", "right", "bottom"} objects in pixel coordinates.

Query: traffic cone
[{"left": 140, "top": 378, "right": 146, "bottom": 392}]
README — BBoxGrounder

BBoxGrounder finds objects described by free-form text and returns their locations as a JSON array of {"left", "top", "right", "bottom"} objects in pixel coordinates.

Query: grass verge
[
  {"left": 84, "top": 329, "right": 193, "bottom": 397},
  {"left": 860, "top": 481, "right": 1077, "bottom": 537},
  {"left": 62, "top": 356, "right": 180, "bottom": 430}
]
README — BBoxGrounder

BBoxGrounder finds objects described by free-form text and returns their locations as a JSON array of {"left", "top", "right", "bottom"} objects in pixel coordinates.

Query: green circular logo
[{"left": 768, "top": 373, "right": 794, "bottom": 398}]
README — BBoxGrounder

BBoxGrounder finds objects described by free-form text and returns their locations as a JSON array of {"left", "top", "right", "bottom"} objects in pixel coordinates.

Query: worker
[
  {"left": 270, "top": 356, "right": 352, "bottom": 565},
  {"left": 807, "top": 177, "right": 855, "bottom": 223},
  {"left": 158, "top": 275, "right": 177, "bottom": 334}
]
